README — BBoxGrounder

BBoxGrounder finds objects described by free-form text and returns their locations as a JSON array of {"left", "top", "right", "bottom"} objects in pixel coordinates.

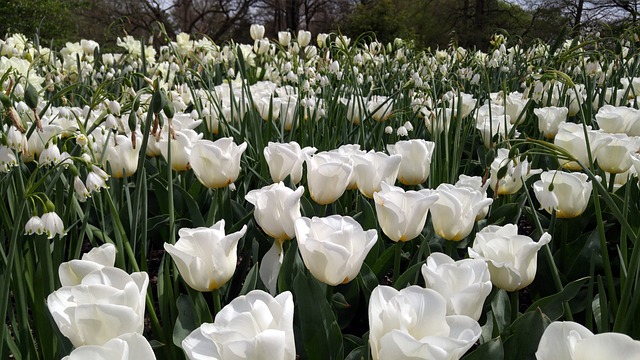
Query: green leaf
[
  {"left": 358, "top": 263, "right": 379, "bottom": 300},
  {"left": 278, "top": 240, "right": 305, "bottom": 293},
  {"left": 393, "top": 261, "right": 424, "bottom": 290},
  {"left": 502, "top": 309, "right": 552, "bottom": 360},
  {"left": 354, "top": 195, "right": 377, "bottom": 231},
  {"left": 491, "top": 289, "right": 511, "bottom": 336},
  {"left": 526, "top": 277, "right": 588, "bottom": 320},
  {"left": 174, "top": 185, "right": 205, "bottom": 227},
  {"left": 239, "top": 263, "right": 259, "bottom": 296},
  {"left": 293, "top": 272, "right": 344, "bottom": 360},
  {"left": 462, "top": 337, "right": 504, "bottom": 360},
  {"left": 173, "top": 294, "right": 198, "bottom": 348}
]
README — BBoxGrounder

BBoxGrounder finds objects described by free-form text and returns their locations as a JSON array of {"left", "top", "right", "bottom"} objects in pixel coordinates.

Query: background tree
[{"left": 0, "top": 0, "right": 88, "bottom": 47}]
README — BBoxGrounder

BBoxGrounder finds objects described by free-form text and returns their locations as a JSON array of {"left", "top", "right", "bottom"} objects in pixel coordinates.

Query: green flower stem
[
  {"left": 510, "top": 290, "right": 519, "bottom": 323},
  {"left": 592, "top": 182, "right": 619, "bottom": 314},
  {"left": 522, "top": 179, "right": 573, "bottom": 320},
  {"left": 212, "top": 288, "right": 222, "bottom": 316},
  {"left": 393, "top": 241, "right": 402, "bottom": 285},
  {"left": 608, "top": 173, "right": 616, "bottom": 194}
]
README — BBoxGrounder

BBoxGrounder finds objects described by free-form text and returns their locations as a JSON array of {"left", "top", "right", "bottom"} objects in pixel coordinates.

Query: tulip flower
[
  {"left": 468, "top": 224, "right": 551, "bottom": 291},
  {"left": 305, "top": 151, "right": 352, "bottom": 205},
  {"left": 246, "top": 182, "right": 304, "bottom": 293},
  {"left": 374, "top": 182, "right": 439, "bottom": 242},
  {"left": 430, "top": 183, "right": 493, "bottom": 241},
  {"left": 294, "top": 215, "right": 377, "bottom": 285},
  {"left": 297, "top": 30, "right": 312, "bottom": 47},
  {"left": 103, "top": 134, "right": 142, "bottom": 178},
  {"left": 164, "top": 220, "right": 247, "bottom": 292},
  {"left": 554, "top": 123, "right": 605, "bottom": 171},
  {"left": 421, "top": 253, "right": 492, "bottom": 321},
  {"left": 47, "top": 267, "right": 148, "bottom": 347},
  {"left": 536, "top": 321, "right": 640, "bottom": 360},
  {"left": 455, "top": 175, "right": 490, "bottom": 220},
  {"left": 595, "top": 134, "right": 639, "bottom": 174},
  {"left": 158, "top": 129, "right": 202, "bottom": 171},
  {"left": 264, "top": 141, "right": 317, "bottom": 184},
  {"left": 250, "top": 24, "right": 265, "bottom": 40},
  {"left": 245, "top": 182, "right": 303, "bottom": 241},
  {"left": 182, "top": 290, "right": 295, "bottom": 360},
  {"left": 351, "top": 150, "right": 402, "bottom": 198},
  {"left": 595, "top": 104, "right": 640, "bottom": 136},
  {"left": 369, "top": 285, "right": 481, "bottom": 360},
  {"left": 387, "top": 139, "right": 435, "bottom": 185},
  {"left": 62, "top": 333, "right": 156, "bottom": 360},
  {"left": 489, "top": 148, "right": 541, "bottom": 195},
  {"left": 533, "top": 170, "right": 595, "bottom": 218},
  {"left": 59, "top": 243, "right": 117, "bottom": 286},
  {"left": 534, "top": 106, "right": 568, "bottom": 139},
  {"left": 368, "top": 95, "right": 394, "bottom": 122},
  {"left": 190, "top": 137, "right": 247, "bottom": 188},
  {"left": 278, "top": 31, "right": 292, "bottom": 47}
]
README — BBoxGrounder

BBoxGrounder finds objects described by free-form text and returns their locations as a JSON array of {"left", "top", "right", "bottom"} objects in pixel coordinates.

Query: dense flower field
[{"left": 2, "top": 26, "right": 640, "bottom": 359}]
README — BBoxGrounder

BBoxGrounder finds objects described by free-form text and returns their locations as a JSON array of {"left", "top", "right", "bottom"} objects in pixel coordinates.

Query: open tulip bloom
[
  {"left": 164, "top": 220, "right": 247, "bottom": 292},
  {"left": 536, "top": 321, "right": 640, "bottom": 360},
  {"left": 190, "top": 137, "right": 247, "bottom": 188},
  {"left": 387, "top": 139, "right": 435, "bottom": 185},
  {"left": 469, "top": 224, "right": 551, "bottom": 291},
  {"left": 421, "top": 252, "right": 492, "bottom": 321},
  {"left": 374, "top": 182, "right": 439, "bottom": 242},
  {"left": 430, "top": 183, "right": 493, "bottom": 241},
  {"left": 58, "top": 243, "right": 117, "bottom": 286},
  {"left": 264, "top": 141, "right": 317, "bottom": 184},
  {"left": 533, "top": 170, "right": 595, "bottom": 218},
  {"left": 47, "top": 267, "right": 149, "bottom": 347},
  {"left": 62, "top": 333, "right": 156, "bottom": 360},
  {"left": 369, "top": 285, "right": 481, "bottom": 360},
  {"left": 304, "top": 151, "right": 353, "bottom": 205},
  {"left": 182, "top": 290, "right": 295, "bottom": 360},
  {"left": 294, "top": 215, "right": 377, "bottom": 286}
]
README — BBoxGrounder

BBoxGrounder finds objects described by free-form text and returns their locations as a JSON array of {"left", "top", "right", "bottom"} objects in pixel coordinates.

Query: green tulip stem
[
  {"left": 393, "top": 241, "right": 402, "bottom": 285},
  {"left": 445, "top": 240, "right": 457, "bottom": 260},
  {"left": 167, "top": 134, "right": 175, "bottom": 245},
  {"left": 522, "top": 181, "right": 573, "bottom": 320},
  {"left": 510, "top": 290, "right": 519, "bottom": 323},
  {"left": 592, "top": 182, "right": 619, "bottom": 314},
  {"left": 608, "top": 173, "right": 616, "bottom": 194},
  {"left": 212, "top": 288, "right": 222, "bottom": 316}
]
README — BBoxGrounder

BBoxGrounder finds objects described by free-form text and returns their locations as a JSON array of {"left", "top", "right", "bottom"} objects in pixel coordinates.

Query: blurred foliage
[{"left": 0, "top": 0, "right": 89, "bottom": 47}]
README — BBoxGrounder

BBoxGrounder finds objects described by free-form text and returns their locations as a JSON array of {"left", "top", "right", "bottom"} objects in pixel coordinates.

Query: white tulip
[
  {"left": 305, "top": 152, "right": 352, "bottom": 205},
  {"left": 245, "top": 182, "right": 303, "bottom": 241},
  {"left": 351, "top": 150, "right": 402, "bottom": 198},
  {"left": 182, "top": 290, "right": 295, "bottom": 360},
  {"left": 190, "top": 137, "right": 247, "bottom": 188},
  {"left": 387, "top": 139, "right": 435, "bottom": 185},
  {"left": 164, "top": 220, "right": 247, "bottom": 291},
  {"left": 264, "top": 141, "right": 316, "bottom": 184},
  {"left": 62, "top": 333, "right": 156, "bottom": 360},
  {"left": 47, "top": 267, "right": 148, "bottom": 347},
  {"left": 369, "top": 285, "right": 481, "bottom": 360},
  {"left": 59, "top": 243, "right": 117, "bottom": 286},
  {"left": 536, "top": 321, "right": 640, "bottom": 360},
  {"left": 294, "top": 215, "right": 377, "bottom": 285},
  {"left": 535, "top": 106, "right": 568, "bottom": 139},
  {"left": 469, "top": 224, "right": 551, "bottom": 291},
  {"left": 421, "top": 252, "right": 492, "bottom": 321},
  {"left": 374, "top": 182, "right": 439, "bottom": 242},
  {"left": 533, "top": 170, "right": 595, "bottom": 218},
  {"left": 430, "top": 183, "right": 493, "bottom": 241}
]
